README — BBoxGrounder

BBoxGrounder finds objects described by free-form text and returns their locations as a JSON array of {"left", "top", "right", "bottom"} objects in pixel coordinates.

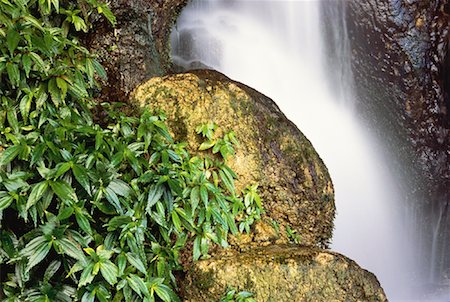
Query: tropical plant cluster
[{"left": 0, "top": 0, "right": 261, "bottom": 301}]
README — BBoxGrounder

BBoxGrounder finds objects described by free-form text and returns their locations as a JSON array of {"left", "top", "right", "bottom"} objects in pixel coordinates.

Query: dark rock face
[
  {"left": 82, "top": 0, "right": 188, "bottom": 102},
  {"left": 345, "top": 0, "right": 448, "bottom": 191},
  {"left": 324, "top": 0, "right": 449, "bottom": 280}
]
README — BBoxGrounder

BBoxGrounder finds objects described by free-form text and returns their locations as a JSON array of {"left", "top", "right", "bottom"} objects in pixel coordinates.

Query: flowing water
[{"left": 170, "top": 0, "right": 441, "bottom": 300}]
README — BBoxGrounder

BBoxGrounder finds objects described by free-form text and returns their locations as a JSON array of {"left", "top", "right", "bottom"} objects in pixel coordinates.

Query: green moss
[{"left": 182, "top": 246, "right": 387, "bottom": 301}]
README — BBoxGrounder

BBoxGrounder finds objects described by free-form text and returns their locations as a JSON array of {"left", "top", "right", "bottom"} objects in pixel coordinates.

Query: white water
[{"left": 171, "top": 0, "right": 423, "bottom": 300}]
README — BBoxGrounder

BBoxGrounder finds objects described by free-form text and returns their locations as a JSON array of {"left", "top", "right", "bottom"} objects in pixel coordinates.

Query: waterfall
[{"left": 171, "top": 0, "right": 438, "bottom": 300}]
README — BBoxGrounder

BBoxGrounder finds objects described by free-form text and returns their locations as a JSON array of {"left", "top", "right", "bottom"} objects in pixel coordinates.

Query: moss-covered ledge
[{"left": 180, "top": 244, "right": 387, "bottom": 301}]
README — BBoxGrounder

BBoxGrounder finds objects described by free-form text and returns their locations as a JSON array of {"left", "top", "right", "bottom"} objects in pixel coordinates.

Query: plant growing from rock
[
  {"left": 0, "top": 1, "right": 261, "bottom": 301},
  {"left": 218, "top": 289, "right": 256, "bottom": 302}
]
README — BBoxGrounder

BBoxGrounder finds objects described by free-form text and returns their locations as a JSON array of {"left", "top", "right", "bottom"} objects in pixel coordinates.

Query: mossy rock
[
  {"left": 180, "top": 245, "right": 387, "bottom": 302},
  {"left": 132, "top": 70, "right": 335, "bottom": 247}
]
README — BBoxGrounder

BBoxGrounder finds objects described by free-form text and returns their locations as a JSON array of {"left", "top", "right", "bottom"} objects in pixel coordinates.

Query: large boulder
[
  {"left": 132, "top": 70, "right": 335, "bottom": 248},
  {"left": 180, "top": 245, "right": 387, "bottom": 302}
]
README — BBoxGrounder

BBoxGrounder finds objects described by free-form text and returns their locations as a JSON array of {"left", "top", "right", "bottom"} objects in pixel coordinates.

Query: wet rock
[
  {"left": 82, "top": 0, "right": 188, "bottom": 101},
  {"left": 322, "top": 0, "right": 450, "bottom": 282},
  {"left": 132, "top": 70, "right": 335, "bottom": 248},
  {"left": 181, "top": 245, "right": 387, "bottom": 302},
  {"left": 331, "top": 0, "right": 450, "bottom": 195}
]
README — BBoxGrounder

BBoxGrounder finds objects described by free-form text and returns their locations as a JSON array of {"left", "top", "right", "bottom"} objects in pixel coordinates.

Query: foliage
[
  {"left": 218, "top": 289, "right": 256, "bottom": 302},
  {"left": 0, "top": 0, "right": 261, "bottom": 301},
  {"left": 195, "top": 123, "right": 262, "bottom": 233},
  {"left": 286, "top": 225, "right": 301, "bottom": 244}
]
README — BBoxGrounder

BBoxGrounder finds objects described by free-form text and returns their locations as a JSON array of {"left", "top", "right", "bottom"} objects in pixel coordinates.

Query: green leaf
[
  {"left": 43, "top": 260, "right": 61, "bottom": 282},
  {"left": 126, "top": 253, "right": 147, "bottom": 276},
  {"left": 226, "top": 212, "right": 238, "bottom": 235},
  {"left": 0, "top": 195, "right": 14, "bottom": 211},
  {"left": 171, "top": 210, "right": 182, "bottom": 233},
  {"left": 26, "top": 240, "right": 52, "bottom": 270},
  {"left": 23, "top": 15, "right": 44, "bottom": 31},
  {"left": 193, "top": 236, "right": 201, "bottom": 261},
  {"left": 72, "top": 164, "right": 91, "bottom": 195},
  {"left": 26, "top": 181, "right": 49, "bottom": 210},
  {"left": 81, "top": 290, "right": 95, "bottom": 302},
  {"left": 95, "top": 131, "right": 103, "bottom": 150},
  {"left": 154, "top": 283, "right": 178, "bottom": 302},
  {"left": 219, "top": 169, "right": 235, "bottom": 193},
  {"left": 48, "top": 78, "right": 61, "bottom": 107},
  {"left": 199, "top": 140, "right": 215, "bottom": 151},
  {"left": 104, "top": 186, "right": 123, "bottom": 214},
  {"left": 51, "top": 0, "right": 59, "bottom": 12},
  {"left": 125, "top": 150, "right": 142, "bottom": 175},
  {"left": 0, "top": 145, "right": 20, "bottom": 166},
  {"left": 35, "top": 84, "right": 48, "bottom": 110},
  {"left": 22, "top": 53, "right": 32, "bottom": 77},
  {"left": 167, "top": 178, "right": 182, "bottom": 196},
  {"left": 108, "top": 179, "right": 131, "bottom": 197},
  {"left": 117, "top": 253, "right": 126, "bottom": 276},
  {"left": 57, "top": 206, "right": 74, "bottom": 220},
  {"left": 0, "top": 231, "right": 16, "bottom": 258},
  {"left": 3, "top": 178, "right": 28, "bottom": 192},
  {"left": 68, "top": 79, "right": 88, "bottom": 99},
  {"left": 31, "top": 143, "right": 47, "bottom": 166},
  {"left": 78, "top": 262, "right": 94, "bottom": 288},
  {"left": 7, "top": 28, "right": 20, "bottom": 55},
  {"left": 97, "top": 4, "right": 117, "bottom": 26},
  {"left": 85, "top": 58, "right": 94, "bottom": 80},
  {"left": 105, "top": 215, "right": 132, "bottom": 231},
  {"left": 29, "top": 52, "right": 46, "bottom": 72},
  {"left": 75, "top": 210, "right": 92, "bottom": 235},
  {"left": 100, "top": 259, "right": 118, "bottom": 285},
  {"left": 56, "top": 77, "right": 68, "bottom": 100},
  {"left": 200, "top": 185, "right": 208, "bottom": 207},
  {"left": 7, "top": 108, "right": 19, "bottom": 133},
  {"left": 50, "top": 180, "right": 78, "bottom": 204},
  {"left": 19, "top": 94, "right": 32, "bottom": 120},
  {"left": 54, "top": 162, "right": 72, "bottom": 178},
  {"left": 190, "top": 186, "right": 200, "bottom": 214},
  {"left": 147, "top": 184, "right": 163, "bottom": 212},
  {"left": 211, "top": 207, "right": 227, "bottom": 229},
  {"left": 6, "top": 62, "right": 20, "bottom": 87},
  {"left": 59, "top": 237, "right": 87, "bottom": 264},
  {"left": 93, "top": 59, "right": 107, "bottom": 79},
  {"left": 72, "top": 15, "right": 87, "bottom": 32},
  {"left": 127, "top": 274, "right": 149, "bottom": 298}
]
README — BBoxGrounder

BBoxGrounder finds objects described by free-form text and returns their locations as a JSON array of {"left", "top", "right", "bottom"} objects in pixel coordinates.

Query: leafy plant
[
  {"left": 219, "top": 289, "right": 256, "bottom": 302},
  {"left": 196, "top": 122, "right": 238, "bottom": 160},
  {"left": 286, "top": 224, "right": 301, "bottom": 244},
  {"left": 0, "top": 1, "right": 262, "bottom": 300}
]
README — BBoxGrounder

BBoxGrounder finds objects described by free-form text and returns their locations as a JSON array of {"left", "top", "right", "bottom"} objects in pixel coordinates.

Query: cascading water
[{"left": 171, "top": 0, "right": 441, "bottom": 300}]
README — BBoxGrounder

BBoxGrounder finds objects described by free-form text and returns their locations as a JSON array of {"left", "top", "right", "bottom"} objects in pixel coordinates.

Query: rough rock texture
[
  {"left": 322, "top": 0, "right": 450, "bottom": 281},
  {"left": 333, "top": 0, "right": 450, "bottom": 200},
  {"left": 132, "top": 70, "right": 335, "bottom": 248},
  {"left": 181, "top": 245, "right": 387, "bottom": 302},
  {"left": 82, "top": 0, "right": 188, "bottom": 101}
]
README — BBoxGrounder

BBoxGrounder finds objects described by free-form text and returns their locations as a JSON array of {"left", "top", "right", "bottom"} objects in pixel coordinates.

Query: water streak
[{"left": 171, "top": 0, "right": 423, "bottom": 300}]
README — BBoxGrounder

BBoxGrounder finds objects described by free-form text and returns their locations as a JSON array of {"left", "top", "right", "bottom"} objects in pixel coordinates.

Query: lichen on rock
[
  {"left": 181, "top": 245, "right": 387, "bottom": 302},
  {"left": 132, "top": 69, "right": 335, "bottom": 248}
]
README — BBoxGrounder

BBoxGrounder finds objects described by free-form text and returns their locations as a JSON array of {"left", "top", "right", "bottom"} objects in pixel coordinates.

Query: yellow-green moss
[{"left": 182, "top": 245, "right": 387, "bottom": 302}]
